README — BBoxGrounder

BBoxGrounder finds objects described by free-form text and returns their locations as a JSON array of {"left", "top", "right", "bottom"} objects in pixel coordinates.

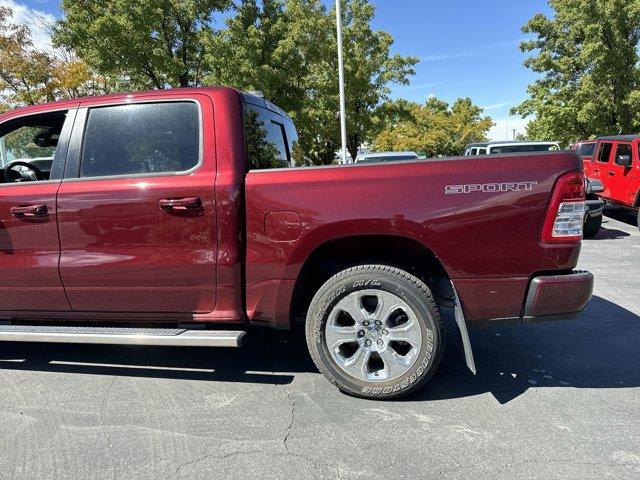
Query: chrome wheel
[{"left": 324, "top": 289, "right": 422, "bottom": 382}]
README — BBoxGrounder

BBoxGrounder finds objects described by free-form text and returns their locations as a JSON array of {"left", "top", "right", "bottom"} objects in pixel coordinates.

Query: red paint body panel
[
  {"left": 0, "top": 88, "right": 591, "bottom": 329},
  {"left": 245, "top": 152, "right": 583, "bottom": 325},
  {"left": 0, "top": 182, "right": 70, "bottom": 311}
]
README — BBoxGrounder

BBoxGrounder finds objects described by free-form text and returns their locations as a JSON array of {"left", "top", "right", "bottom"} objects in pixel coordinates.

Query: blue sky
[{"left": 5, "top": 0, "right": 552, "bottom": 140}]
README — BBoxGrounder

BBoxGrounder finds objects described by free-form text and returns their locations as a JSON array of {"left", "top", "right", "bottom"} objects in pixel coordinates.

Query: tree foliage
[
  {"left": 512, "top": 0, "right": 640, "bottom": 144},
  {"left": 206, "top": 0, "right": 417, "bottom": 164},
  {"left": 373, "top": 98, "right": 494, "bottom": 157},
  {"left": 54, "top": 0, "right": 233, "bottom": 88},
  {"left": 0, "top": 6, "right": 118, "bottom": 108}
]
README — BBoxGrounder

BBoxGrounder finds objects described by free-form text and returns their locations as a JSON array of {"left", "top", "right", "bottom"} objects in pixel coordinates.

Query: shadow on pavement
[
  {"left": 0, "top": 329, "right": 315, "bottom": 385},
  {"left": 0, "top": 296, "right": 636, "bottom": 404},
  {"left": 417, "top": 296, "right": 640, "bottom": 404},
  {"left": 587, "top": 222, "right": 630, "bottom": 240},
  {"left": 604, "top": 207, "right": 637, "bottom": 229}
]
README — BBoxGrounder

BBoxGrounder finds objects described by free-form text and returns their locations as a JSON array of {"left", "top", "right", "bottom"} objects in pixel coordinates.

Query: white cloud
[
  {"left": 421, "top": 40, "right": 521, "bottom": 63},
  {"left": 488, "top": 116, "right": 531, "bottom": 142},
  {"left": 480, "top": 101, "right": 514, "bottom": 111},
  {"left": 0, "top": 0, "right": 56, "bottom": 52}
]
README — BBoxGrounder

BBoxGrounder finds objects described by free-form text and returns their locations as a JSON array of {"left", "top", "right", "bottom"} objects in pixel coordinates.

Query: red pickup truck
[
  {"left": 581, "top": 136, "right": 640, "bottom": 230},
  {"left": 0, "top": 88, "right": 593, "bottom": 399}
]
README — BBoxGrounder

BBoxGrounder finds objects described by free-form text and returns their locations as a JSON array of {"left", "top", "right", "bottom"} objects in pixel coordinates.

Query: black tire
[
  {"left": 583, "top": 212, "right": 602, "bottom": 238},
  {"left": 305, "top": 264, "right": 445, "bottom": 400}
]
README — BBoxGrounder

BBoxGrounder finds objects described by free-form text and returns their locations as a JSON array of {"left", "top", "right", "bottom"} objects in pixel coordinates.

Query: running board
[{"left": 0, "top": 325, "right": 245, "bottom": 347}]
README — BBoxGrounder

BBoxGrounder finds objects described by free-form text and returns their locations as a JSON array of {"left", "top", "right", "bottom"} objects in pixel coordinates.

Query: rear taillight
[{"left": 541, "top": 171, "right": 586, "bottom": 244}]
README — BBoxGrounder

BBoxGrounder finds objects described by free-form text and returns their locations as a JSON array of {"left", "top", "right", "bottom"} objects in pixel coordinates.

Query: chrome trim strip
[{"left": 0, "top": 329, "right": 245, "bottom": 347}]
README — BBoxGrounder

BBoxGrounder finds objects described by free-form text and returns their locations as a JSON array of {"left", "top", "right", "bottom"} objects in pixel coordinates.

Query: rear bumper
[{"left": 522, "top": 271, "right": 594, "bottom": 323}]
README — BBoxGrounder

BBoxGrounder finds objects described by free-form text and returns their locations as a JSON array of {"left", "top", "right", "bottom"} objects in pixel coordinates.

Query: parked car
[
  {"left": 355, "top": 151, "right": 419, "bottom": 163},
  {"left": 572, "top": 140, "right": 605, "bottom": 237},
  {"left": 584, "top": 135, "right": 640, "bottom": 230},
  {"left": 464, "top": 141, "right": 561, "bottom": 156},
  {"left": 0, "top": 87, "right": 593, "bottom": 399}
]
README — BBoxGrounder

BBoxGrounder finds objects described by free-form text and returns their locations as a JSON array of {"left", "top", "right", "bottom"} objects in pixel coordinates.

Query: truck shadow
[
  {"left": 0, "top": 296, "right": 636, "bottom": 405},
  {"left": 417, "top": 295, "right": 640, "bottom": 404}
]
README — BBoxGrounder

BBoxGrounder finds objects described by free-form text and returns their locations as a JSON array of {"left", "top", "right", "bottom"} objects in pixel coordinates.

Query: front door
[
  {"left": 56, "top": 97, "right": 218, "bottom": 314},
  {"left": 0, "top": 108, "right": 77, "bottom": 313},
  {"left": 606, "top": 142, "right": 636, "bottom": 206}
]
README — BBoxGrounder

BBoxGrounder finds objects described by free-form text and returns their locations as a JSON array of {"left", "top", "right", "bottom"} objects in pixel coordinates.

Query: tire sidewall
[{"left": 306, "top": 267, "right": 442, "bottom": 399}]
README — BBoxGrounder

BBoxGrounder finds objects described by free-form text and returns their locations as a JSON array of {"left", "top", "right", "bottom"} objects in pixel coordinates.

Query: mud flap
[{"left": 451, "top": 282, "right": 476, "bottom": 375}]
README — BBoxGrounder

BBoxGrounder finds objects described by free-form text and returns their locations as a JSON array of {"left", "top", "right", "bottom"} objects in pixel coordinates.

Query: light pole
[{"left": 336, "top": 0, "right": 348, "bottom": 164}]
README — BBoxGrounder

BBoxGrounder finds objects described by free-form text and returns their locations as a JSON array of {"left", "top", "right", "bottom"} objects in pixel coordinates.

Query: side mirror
[{"left": 617, "top": 154, "right": 632, "bottom": 167}]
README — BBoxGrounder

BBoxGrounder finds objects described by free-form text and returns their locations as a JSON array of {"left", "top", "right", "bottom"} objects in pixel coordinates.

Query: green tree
[
  {"left": 0, "top": 6, "right": 120, "bottom": 109},
  {"left": 0, "top": 6, "right": 55, "bottom": 105},
  {"left": 512, "top": 0, "right": 640, "bottom": 145},
  {"left": 54, "top": 0, "right": 232, "bottom": 89},
  {"left": 206, "top": 0, "right": 417, "bottom": 164},
  {"left": 373, "top": 97, "right": 494, "bottom": 157}
]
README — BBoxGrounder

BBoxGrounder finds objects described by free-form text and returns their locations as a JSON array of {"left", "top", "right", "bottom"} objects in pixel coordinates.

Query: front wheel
[{"left": 305, "top": 265, "right": 444, "bottom": 400}]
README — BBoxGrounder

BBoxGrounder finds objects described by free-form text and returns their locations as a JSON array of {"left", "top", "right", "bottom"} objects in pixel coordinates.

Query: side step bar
[{"left": 0, "top": 325, "right": 245, "bottom": 347}]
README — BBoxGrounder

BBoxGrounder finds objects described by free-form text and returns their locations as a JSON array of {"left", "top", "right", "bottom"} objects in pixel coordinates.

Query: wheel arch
[{"left": 289, "top": 234, "right": 454, "bottom": 327}]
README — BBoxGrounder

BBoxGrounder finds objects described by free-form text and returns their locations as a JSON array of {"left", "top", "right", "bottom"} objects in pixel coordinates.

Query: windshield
[
  {"left": 489, "top": 144, "right": 559, "bottom": 154},
  {"left": 576, "top": 143, "right": 596, "bottom": 157}
]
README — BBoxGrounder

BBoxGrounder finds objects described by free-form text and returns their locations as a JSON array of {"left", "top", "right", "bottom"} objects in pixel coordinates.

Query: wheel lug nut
[
  {"left": 375, "top": 320, "right": 382, "bottom": 326},
  {"left": 382, "top": 329, "right": 388, "bottom": 335},
  {"left": 365, "top": 339, "right": 372, "bottom": 347},
  {"left": 357, "top": 330, "right": 365, "bottom": 337},
  {"left": 377, "top": 339, "right": 384, "bottom": 347},
  {"left": 363, "top": 320, "right": 370, "bottom": 326}
]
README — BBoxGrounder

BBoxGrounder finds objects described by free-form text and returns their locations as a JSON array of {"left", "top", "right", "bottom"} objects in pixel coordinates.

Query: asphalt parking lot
[{"left": 0, "top": 208, "right": 638, "bottom": 480}]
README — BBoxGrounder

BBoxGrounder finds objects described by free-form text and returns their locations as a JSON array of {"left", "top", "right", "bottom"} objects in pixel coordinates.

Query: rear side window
[
  {"left": 614, "top": 143, "right": 632, "bottom": 166},
  {"left": 80, "top": 102, "right": 199, "bottom": 178},
  {"left": 245, "top": 104, "right": 290, "bottom": 169},
  {"left": 597, "top": 142, "right": 613, "bottom": 163}
]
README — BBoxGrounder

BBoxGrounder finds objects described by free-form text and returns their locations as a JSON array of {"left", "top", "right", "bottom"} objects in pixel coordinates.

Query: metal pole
[{"left": 336, "top": 0, "right": 348, "bottom": 164}]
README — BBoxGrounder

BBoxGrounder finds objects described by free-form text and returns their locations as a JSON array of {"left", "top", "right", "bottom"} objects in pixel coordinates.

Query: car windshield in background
[
  {"left": 576, "top": 143, "right": 596, "bottom": 157},
  {"left": 357, "top": 154, "right": 418, "bottom": 163},
  {"left": 489, "top": 144, "right": 558, "bottom": 154}
]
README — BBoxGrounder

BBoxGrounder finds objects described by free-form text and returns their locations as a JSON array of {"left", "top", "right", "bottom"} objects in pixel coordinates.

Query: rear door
[
  {"left": 56, "top": 96, "right": 218, "bottom": 314},
  {"left": 593, "top": 141, "right": 613, "bottom": 194},
  {"left": 0, "top": 107, "right": 76, "bottom": 312}
]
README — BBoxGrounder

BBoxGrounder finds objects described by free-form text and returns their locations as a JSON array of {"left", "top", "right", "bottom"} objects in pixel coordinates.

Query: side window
[
  {"left": 614, "top": 143, "right": 632, "bottom": 166},
  {"left": 0, "top": 110, "right": 69, "bottom": 183},
  {"left": 598, "top": 142, "right": 613, "bottom": 163},
  {"left": 80, "top": 102, "right": 199, "bottom": 178},
  {"left": 245, "top": 104, "right": 289, "bottom": 169}
]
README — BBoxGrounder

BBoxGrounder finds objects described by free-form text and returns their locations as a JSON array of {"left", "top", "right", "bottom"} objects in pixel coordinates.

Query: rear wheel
[
  {"left": 305, "top": 264, "right": 444, "bottom": 400},
  {"left": 583, "top": 212, "right": 602, "bottom": 238}
]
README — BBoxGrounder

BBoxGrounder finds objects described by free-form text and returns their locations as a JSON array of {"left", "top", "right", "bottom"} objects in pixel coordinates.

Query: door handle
[
  {"left": 10, "top": 204, "right": 48, "bottom": 219},
  {"left": 159, "top": 197, "right": 202, "bottom": 212},
  {"left": 607, "top": 171, "right": 615, "bottom": 176}
]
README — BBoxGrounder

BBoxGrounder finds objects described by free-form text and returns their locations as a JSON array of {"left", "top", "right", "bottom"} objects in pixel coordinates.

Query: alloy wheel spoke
[
  {"left": 387, "top": 319, "right": 422, "bottom": 346},
  {"left": 341, "top": 347, "right": 371, "bottom": 379},
  {"left": 379, "top": 348, "right": 408, "bottom": 380},
  {"left": 325, "top": 324, "right": 358, "bottom": 350}
]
